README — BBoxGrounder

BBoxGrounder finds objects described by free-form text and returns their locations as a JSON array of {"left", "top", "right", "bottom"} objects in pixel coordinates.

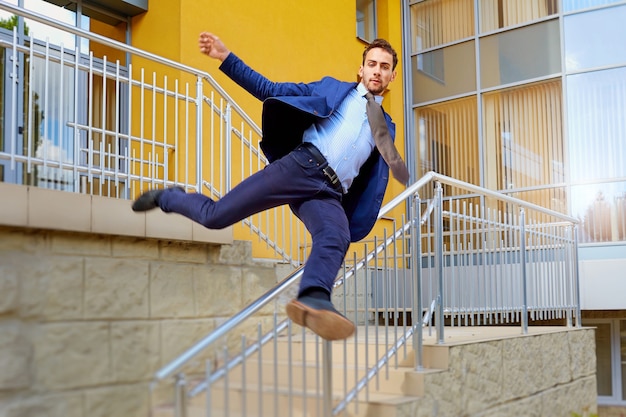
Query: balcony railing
[{"left": 0, "top": 2, "right": 308, "bottom": 265}]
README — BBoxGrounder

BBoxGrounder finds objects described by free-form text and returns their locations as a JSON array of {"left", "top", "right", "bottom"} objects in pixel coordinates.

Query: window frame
[
  {"left": 356, "top": 0, "right": 377, "bottom": 42},
  {"left": 585, "top": 318, "right": 626, "bottom": 406}
]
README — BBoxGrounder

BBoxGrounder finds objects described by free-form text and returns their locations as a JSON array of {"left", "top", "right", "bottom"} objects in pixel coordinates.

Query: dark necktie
[{"left": 365, "top": 92, "right": 410, "bottom": 184}]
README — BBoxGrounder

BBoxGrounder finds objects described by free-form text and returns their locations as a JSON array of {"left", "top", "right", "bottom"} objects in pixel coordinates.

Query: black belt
[{"left": 300, "top": 142, "right": 343, "bottom": 194}]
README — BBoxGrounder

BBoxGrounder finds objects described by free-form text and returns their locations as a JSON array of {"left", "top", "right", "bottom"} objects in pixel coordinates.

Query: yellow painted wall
[{"left": 127, "top": 0, "right": 407, "bottom": 259}]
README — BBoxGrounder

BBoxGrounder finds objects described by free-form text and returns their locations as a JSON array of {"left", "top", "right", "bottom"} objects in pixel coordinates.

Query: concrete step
[{"left": 189, "top": 385, "right": 421, "bottom": 417}]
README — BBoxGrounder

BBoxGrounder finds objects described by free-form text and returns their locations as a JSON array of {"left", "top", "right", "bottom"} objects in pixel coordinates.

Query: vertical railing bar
[
  {"left": 58, "top": 43, "right": 65, "bottom": 188},
  {"left": 43, "top": 39, "right": 50, "bottom": 179},
  {"left": 315, "top": 334, "right": 320, "bottom": 417},
  {"left": 257, "top": 324, "right": 263, "bottom": 416},
  {"left": 99, "top": 140, "right": 104, "bottom": 196},
  {"left": 100, "top": 55, "right": 108, "bottom": 195},
  {"left": 373, "top": 235, "right": 380, "bottom": 390},
  {"left": 184, "top": 83, "right": 190, "bottom": 188},
  {"left": 73, "top": 42, "right": 81, "bottom": 191},
  {"left": 288, "top": 320, "right": 293, "bottom": 417},
  {"left": 401, "top": 213, "right": 408, "bottom": 360},
  {"left": 382, "top": 228, "right": 389, "bottom": 379},
  {"left": 352, "top": 250, "right": 359, "bottom": 415},
  {"left": 479, "top": 204, "right": 486, "bottom": 326},
  {"left": 488, "top": 207, "right": 495, "bottom": 324},
  {"left": 208, "top": 90, "right": 214, "bottom": 194},
  {"left": 412, "top": 194, "right": 424, "bottom": 371},
  {"left": 434, "top": 183, "right": 444, "bottom": 343},
  {"left": 363, "top": 243, "right": 370, "bottom": 402},
  {"left": 138, "top": 67, "right": 144, "bottom": 191},
  {"left": 126, "top": 63, "right": 133, "bottom": 196},
  {"left": 341, "top": 262, "right": 348, "bottom": 408},
  {"left": 196, "top": 75, "right": 203, "bottom": 191},
  {"left": 448, "top": 206, "right": 456, "bottom": 327},
  {"left": 25, "top": 36, "right": 34, "bottom": 175},
  {"left": 224, "top": 103, "right": 232, "bottom": 191},
  {"left": 469, "top": 203, "right": 476, "bottom": 326},
  {"left": 520, "top": 208, "right": 528, "bottom": 333},
  {"left": 114, "top": 60, "right": 121, "bottom": 195},
  {"left": 219, "top": 98, "right": 224, "bottom": 193},
  {"left": 573, "top": 225, "right": 582, "bottom": 327},
  {"left": 272, "top": 313, "right": 278, "bottom": 416},
  {"left": 301, "top": 325, "right": 307, "bottom": 417},
  {"left": 240, "top": 121, "right": 244, "bottom": 184},
  {"left": 321, "top": 340, "right": 332, "bottom": 417},
  {"left": 392, "top": 218, "right": 399, "bottom": 368},
  {"left": 174, "top": 79, "right": 180, "bottom": 186},
  {"left": 174, "top": 373, "right": 187, "bottom": 417},
  {"left": 9, "top": 28, "right": 18, "bottom": 171},
  {"left": 497, "top": 210, "right": 504, "bottom": 323},
  {"left": 162, "top": 75, "right": 168, "bottom": 188}
]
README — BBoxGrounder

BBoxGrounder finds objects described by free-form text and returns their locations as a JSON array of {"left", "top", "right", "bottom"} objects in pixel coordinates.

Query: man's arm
[{"left": 198, "top": 32, "right": 316, "bottom": 101}]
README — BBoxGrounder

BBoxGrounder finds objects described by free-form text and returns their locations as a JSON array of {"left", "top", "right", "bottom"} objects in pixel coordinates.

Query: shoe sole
[{"left": 286, "top": 300, "right": 355, "bottom": 341}]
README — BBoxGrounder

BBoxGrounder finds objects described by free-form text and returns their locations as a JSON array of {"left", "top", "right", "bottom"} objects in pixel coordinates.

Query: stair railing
[{"left": 153, "top": 171, "right": 581, "bottom": 417}]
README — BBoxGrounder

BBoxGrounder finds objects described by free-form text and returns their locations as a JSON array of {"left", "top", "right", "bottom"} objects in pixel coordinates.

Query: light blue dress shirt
[{"left": 302, "top": 82, "right": 383, "bottom": 192}]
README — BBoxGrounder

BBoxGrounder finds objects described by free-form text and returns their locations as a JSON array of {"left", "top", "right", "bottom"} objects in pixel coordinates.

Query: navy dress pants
[{"left": 158, "top": 144, "right": 351, "bottom": 296}]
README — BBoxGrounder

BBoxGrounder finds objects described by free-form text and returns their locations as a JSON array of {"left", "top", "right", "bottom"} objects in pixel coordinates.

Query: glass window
[
  {"left": 571, "top": 182, "right": 626, "bottom": 243},
  {"left": 415, "top": 96, "right": 479, "bottom": 185},
  {"left": 563, "top": 0, "right": 622, "bottom": 12},
  {"left": 356, "top": 0, "right": 376, "bottom": 42},
  {"left": 480, "top": 0, "right": 558, "bottom": 33},
  {"left": 480, "top": 20, "right": 560, "bottom": 88},
  {"left": 410, "top": 0, "right": 474, "bottom": 53},
  {"left": 567, "top": 67, "right": 626, "bottom": 183},
  {"left": 482, "top": 80, "right": 564, "bottom": 193},
  {"left": 564, "top": 4, "right": 626, "bottom": 72},
  {"left": 412, "top": 40, "right": 476, "bottom": 104},
  {"left": 0, "top": 0, "right": 79, "bottom": 48}
]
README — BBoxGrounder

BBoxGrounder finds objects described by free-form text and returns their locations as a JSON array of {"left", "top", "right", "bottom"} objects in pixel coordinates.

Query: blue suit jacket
[{"left": 219, "top": 53, "right": 395, "bottom": 241}]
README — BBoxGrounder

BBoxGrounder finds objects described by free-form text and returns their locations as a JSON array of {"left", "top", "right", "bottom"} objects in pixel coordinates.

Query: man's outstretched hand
[{"left": 198, "top": 32, "right": 231, "bottom": 62}]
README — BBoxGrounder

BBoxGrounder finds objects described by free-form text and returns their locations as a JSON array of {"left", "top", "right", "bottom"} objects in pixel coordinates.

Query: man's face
[{"left": 359, "top": 47, "right": 397, "bottom": 95}]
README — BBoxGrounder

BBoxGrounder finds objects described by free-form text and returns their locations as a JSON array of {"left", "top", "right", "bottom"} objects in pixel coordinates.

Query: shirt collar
[{"left": 357, "top": 82, "right": 384, "bottom": 105}]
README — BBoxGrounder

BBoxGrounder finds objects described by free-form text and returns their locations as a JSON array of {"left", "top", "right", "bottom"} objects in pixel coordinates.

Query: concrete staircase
[
  {"left": 152, "top": 326, "right": 597, "bottom": 417},
  {"left": 152, "top": 326, "right": 448, "bottom": 417}
]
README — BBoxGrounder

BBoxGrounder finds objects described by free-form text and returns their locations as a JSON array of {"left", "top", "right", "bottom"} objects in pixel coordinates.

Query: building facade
[{"left": 408, "top": 0, "right": 626, "bottom": 412}]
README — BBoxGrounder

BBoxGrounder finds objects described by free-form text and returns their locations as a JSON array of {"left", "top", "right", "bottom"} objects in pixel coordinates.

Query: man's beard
[{"left": 366, "top": 79, "right": 384, "bottom": 95}]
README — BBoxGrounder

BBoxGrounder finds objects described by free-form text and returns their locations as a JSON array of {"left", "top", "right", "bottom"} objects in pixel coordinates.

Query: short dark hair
[{"left": 362, "top": 39, "right": 398, "bottom": 70}]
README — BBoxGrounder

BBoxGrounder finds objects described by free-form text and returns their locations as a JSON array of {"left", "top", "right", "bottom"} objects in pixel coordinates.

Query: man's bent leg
[
  {"left": 148, "top": 149, "right": 328, "bottom": 229},
  {"left": 286, "top": 196, "right": 354, "bottom": 340}
]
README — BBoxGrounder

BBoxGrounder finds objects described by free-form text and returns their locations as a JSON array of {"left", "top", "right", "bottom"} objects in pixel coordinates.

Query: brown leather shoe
[{"left": 286, "top": 296, "right": 355, "bottom": 341}]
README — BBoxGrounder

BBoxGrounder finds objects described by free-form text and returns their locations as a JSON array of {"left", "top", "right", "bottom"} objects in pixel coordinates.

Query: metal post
[
  {"left": 411, "top": 195, "right": 424, "bottom": 370},
  {"left": 321, "top": 340, "right": 333, "bottom": 417},
  {"left": 174, "top": 373, "right": 187, "bottom": 417},
  {"left": 224, "top": 103, "right": 232, "bottom": 192},
  {"left": 565, "top": 225, "right": 574, "bottom": 328},
  {"left": 572, "top": 225, "right": 582, "bottom": 328},
  {"left": 196, "top": 75, "right": 203, "bottom": 192},
  {"left": 520, "top": 208, "right": 528, "bottom": 334},
  {"left": 434, "top": 183, "right": 445, "bottom": 344}
]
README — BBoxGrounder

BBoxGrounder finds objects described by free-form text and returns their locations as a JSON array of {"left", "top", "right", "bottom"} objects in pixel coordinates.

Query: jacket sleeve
[{"left": 219, "top": 53, "right": 319, "bottom": 101}]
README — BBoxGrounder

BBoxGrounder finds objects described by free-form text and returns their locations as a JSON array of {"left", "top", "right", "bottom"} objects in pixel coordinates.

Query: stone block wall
[
  {"left": 403, "top": 328, "right": 598, "bottom": 417},
  {"left": 0, "top": 226, "right": 281, "bottom": 417}
]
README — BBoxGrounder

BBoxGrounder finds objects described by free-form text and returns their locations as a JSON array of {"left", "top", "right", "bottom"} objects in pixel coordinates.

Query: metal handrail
[{"left": 153, "top": 170, "right": 579, "bottom": 382}]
